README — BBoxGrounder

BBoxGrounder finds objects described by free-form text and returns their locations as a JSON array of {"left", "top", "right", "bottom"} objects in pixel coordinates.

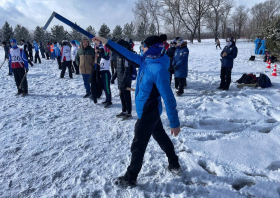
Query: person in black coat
[
  {"left": 27, "top": 41, "right": 33, "bottom": 61},
  {"left": 21, "top": 40, "right": 34, "bottom": 67},
  {"left": 114, "top": 39, "right": 133, "bottom": 120},
  {"left": 218, "top": 37, "right": 238, "bottom": 90},
  {"left": 1, "top": 41, "right": 12, "bottom": 75},
  {"left": 166, "top": 39, "right": 177, "bottom": 84}
]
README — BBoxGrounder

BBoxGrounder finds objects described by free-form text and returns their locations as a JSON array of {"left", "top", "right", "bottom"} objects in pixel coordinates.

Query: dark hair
[{"left": 160, "top": 34, "right": 167, "bottom": 41}]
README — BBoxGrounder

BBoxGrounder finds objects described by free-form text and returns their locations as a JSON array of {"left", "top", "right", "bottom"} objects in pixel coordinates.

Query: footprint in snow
[
  {"left": 198, "top": 160, "right": 218, "bottom": 175},
  {"left": 231, "top": 178, "right": 255, "bottom": 191},
  {"left": 267, "top": 161, "right": 280, "bottom": 171}
]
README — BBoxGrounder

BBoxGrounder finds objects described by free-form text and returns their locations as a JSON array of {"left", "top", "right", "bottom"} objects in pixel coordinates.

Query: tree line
[{"left": 0, "top": 0, "right": 279, "bottom": 46}]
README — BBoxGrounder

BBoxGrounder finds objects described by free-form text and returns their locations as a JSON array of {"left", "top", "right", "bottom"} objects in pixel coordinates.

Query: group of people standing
[{"left": 254, "top": 36, "right": 266, "bottom": 55}]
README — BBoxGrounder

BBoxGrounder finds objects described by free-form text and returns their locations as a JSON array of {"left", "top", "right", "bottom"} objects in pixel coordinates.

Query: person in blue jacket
[
  {"left": 254, "top": 36, "right": 261, "bottom": 54},
  {"left": 54, "top": 42, "right": 62, "bottom": 70},
  {"left": 173, "top": 38, "right": 189, "bottom": 96},
  {"left": 33, "top": 41, "right": 41, "bottom": 64},
  {"left": 218, "top": 37, "right": 238, "bottom": 90},
  {"left": 258, "top": 37, "right": 266, "bottom": 55},
  {"left": 93, "top": 35, "right": 181, "bottom": 187}
]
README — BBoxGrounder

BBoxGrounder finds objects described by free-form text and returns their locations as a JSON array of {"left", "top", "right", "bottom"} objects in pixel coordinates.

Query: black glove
[
  {"left": 25, "top": 69, "right": 29, "bottom": 73},
  {"left": 173, "top": 65, "right": 178, "bottom": 70}
]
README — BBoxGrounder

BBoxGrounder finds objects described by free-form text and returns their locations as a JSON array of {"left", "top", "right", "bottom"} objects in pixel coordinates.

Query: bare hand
[
  {"left": 171, "top": 127, "right": 180, "bottom": 137},
  {"left": 223, "top": 52, "right": 227, "bottom": 57},
  {"left": 92, "top": 36, "right": 108, "bottom": 45}
]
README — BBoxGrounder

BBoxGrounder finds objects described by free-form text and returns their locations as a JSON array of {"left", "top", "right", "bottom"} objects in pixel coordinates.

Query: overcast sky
[{"left": 0, "top": 0, "right": 266, "bottom": 33}]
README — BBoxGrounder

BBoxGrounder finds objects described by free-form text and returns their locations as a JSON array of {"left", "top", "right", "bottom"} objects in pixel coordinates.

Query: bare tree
[
  {"left": 161, "top": 0, "right": 182, "bottom": 38},
  {"left": 231, "top": 5, "right": 249, "bottom": 38},
  {"left": 147, "top": 0, "right": 162, "bottom": 35},
  {"left": 132, "top": 0, "right": 151, "bottom": 38},
  {"left": 205, "top": 0, "right": 234, "bottom": 39}
]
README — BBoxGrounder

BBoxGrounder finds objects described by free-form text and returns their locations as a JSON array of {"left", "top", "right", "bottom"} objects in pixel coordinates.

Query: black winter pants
[
  {"left": 175, "top": 78, "right": 185, "bottom": 94},
  {"left": 72, "top": 61, "right": 79, "bottom": 74},
  {"left": 169, "top": 70, "right": 174, "bottom": 85},
  {"left": 111, "top": 72, "right": 117, "bottom": 83},
  {"left": 28, "top": 51, "right": 33, "bottom": 61},
  {"left": 219, "top": 67, "right": 232, "bottom": 90},
  {"left": 34, "top": 51, "right": 41, "bottom": 63},
  {"left": 110, "top": 60, "right": 117, "bottom": 75},
  {"left": 24, "top": 51, "right": 33, "bottom": 66},
  {"left": 216, "top": 44, "right": 221, "bottom": 49},
  {"left": 57, "top": 56, "right": 62, "bottom": 70},
  {"left": 46, "top": 52, "right": 50, "bottom": 60},
  {"left": 13, "top": 68, "right": 28, "bottom": 93},
  {"left": 124, "top": 113, "right": 180, "bottom": 182},
  {"left": 120, "top": 88, "right": 132, "bottom": 114},
  {"left": 40, "top": 49, "right": 45, "bottom": 58},
  {"left": 101, "top": 70, "right": 112, "bottom": 103},
  {"left": 60, "top": 61, "right": 73, "bottom": 78}
]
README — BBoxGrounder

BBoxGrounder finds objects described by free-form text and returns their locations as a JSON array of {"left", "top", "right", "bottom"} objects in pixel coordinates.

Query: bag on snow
[
  {"left": 249, "top": 56, "right": 255, "bottom": 61},
  {"left": 255, "top": 73, "right": 273, "bottom": 88}
]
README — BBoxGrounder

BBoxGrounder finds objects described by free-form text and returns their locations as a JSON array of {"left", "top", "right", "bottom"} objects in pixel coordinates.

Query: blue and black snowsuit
[
  {"left": 258, "top": 39, "right": 266, "bottom": 55},
  {"left": 254, "top": 38, "right": 261, "bottom": 54},
  {"left": 219, "top": 42, "right": 238, "bottom": 90},
  {"left": 106, "top": 39, "right": 180, "bottom": 182},
  {"left": 33, "top": 41, "right": 41, "bottom": 64}
]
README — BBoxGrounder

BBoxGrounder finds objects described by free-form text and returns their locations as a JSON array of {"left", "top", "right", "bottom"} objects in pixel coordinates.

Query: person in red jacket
[{"left": 160, "top": 34, "right": 169, "bottom": 53}]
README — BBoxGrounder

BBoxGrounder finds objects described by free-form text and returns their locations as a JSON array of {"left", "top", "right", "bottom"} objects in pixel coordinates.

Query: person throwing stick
[{"left": 92, "top": 35, "right": 181, "bottom": 188}]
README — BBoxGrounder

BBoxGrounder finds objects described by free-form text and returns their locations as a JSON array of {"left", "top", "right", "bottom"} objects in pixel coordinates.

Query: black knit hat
[
  {"left": 2, "top": 41, "right": 6, "bottom": 45},
  {"left": 21, "top": 39, "right": 25, "bottom": 42},
  {"left": 143, "top": 35, "right": 163, "bottom": 48},
  {"left": 160, "top": 34, "right": 167, "bottom": 41},
  {"left": 116, "top": 39, "right": 131, "bottom": 51}
]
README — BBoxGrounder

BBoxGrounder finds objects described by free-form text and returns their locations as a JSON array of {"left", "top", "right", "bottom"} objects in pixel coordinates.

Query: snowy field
[{"left": 0, "top": 39, "right": 280, "bottom": 198}]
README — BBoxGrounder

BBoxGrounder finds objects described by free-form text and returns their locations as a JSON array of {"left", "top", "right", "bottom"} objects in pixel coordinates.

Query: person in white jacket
[
  {"left": 71, "top": 40, "right": 79, "bottom": 74},
  {"left": 60, "top": 40, "right": 73, "bottom": 79}
]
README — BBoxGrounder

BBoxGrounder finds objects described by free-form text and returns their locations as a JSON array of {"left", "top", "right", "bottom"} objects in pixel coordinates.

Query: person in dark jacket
[
  {"left": 93, "top": 35, "right": 181, "bottom": 188},
  {"left": 218, "top": 37, "right": 238, "bottom": 90},
  {"left": 27, "top": 41, "right": 33, "bottom": 61},
  {"left": 46, "top": 42, "right": 51, "bottom": 60},
  {"left": 39, "top": 42, "right": 45, "bottom": 58},
  {"left": 129, "top": 39, "right": 134, "bottom": 51},
  {"left": 173, "top": 38, "right": 189, "bottom": 96},
  {"left": 2, "top": 41, "right": 12, "bottom": 75},
  {"left": 166, "top": 39, "right": 177, "bottom": 84},
  {"left": 114, "top": 39, "right": 133, "bottom": 120},
  {"left": 21, "top": 40, "right": 34, "bottom": 67}
]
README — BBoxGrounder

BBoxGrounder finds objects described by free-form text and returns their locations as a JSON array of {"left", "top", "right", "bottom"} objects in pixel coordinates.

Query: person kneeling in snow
[
  {"left": 218, "top": 37, "right": 238, "bottom": 91},
  {"left": 92, "top": 35, "right": 181, "bottom": 187},
  {"left": 9, "top": 39, "right": 29, "bottom": 96}
]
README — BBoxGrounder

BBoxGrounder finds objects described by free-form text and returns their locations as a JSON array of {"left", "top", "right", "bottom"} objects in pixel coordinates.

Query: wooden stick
[
  {"left": 237, "top": 83, "right": 257, "bottom": 88},
  {"left": 126, "top": 87, "right": 135, "bottom": 91}
]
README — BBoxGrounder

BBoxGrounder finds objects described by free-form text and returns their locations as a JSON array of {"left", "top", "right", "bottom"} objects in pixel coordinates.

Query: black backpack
[
  {"left": 256, "top": 74, "right": 273, "bottom": 88},
  {"left": 249, "top": 56, "right": 255, "bottom": 61}
]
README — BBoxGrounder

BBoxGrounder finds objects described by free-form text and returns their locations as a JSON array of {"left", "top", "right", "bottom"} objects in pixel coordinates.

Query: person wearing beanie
[
  {"left": 218, "top": 37, "right": 238, "bottom": 90},
  {"left": 2, "top": 41, "right": 13, "bottom": 75},
  {"left": 129, "top": 38, "right": 134, "bottom": 51},
  {"left": 173, "top": 38, "right": 189, "bottom": 96},
  {"left": 114, "top": 39, "right": 133, "bottom": 120},
  {"left": 9, "top": 39, "right": 29, "bottom": 96},
  {"left": 75, "top": 36, "right": 95, "bottom": 98},
  {"left": 54, "top": 42, "right": 62, "bottom": 69},
  {"left": 39, "top": 41, "right": 45, "bottom": 58},
  {"left": 46, "top": 42, "right": 51, "bottom": 60},
  {"left": 160, "top": 34, "right": 169, "bottom": 53},
  {"left": 166, "top": 39, "right": 177, "bottom": 84},
  {"left": 27, "top": 41, "right": 33, "bottom": 62},
  {"left": 96, "top": 47, "right": 112, "bottom": 107},
  {"left": 92, "top": 35, "right": 181, "bottom": 187},
  {"left": 60, "top": 40, "right": 72, "bottom": 79},
  {"left": 21, "top": 40, "right": 34, "bottom": 67},
  {"left": 33, "top": 41, "right": 41, "bottom": 64},
  {"left": 70, "top": 40, "right": 79, "bottom": 74}
]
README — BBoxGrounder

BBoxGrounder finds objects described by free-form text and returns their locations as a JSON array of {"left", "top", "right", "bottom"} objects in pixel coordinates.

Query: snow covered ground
[{"left": 0, "top": 39, "right": 280, "bottom": 198}]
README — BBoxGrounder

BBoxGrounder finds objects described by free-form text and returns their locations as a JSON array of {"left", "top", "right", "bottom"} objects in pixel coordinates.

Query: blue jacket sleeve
[
  {"left": 226, "top": 47, "right": 238, "bottom": 59},
  {"left": 154, "top": 67, "right": 180, "bottom": 128},
  {"left": 175, "top": 49, "right": 189, "bottom": 68},
  {"left": 20, "top": 49, "right": 28, "bottom": 69},
  {"left": 107, "top": 39, "right": 143, "bottom": 66}
]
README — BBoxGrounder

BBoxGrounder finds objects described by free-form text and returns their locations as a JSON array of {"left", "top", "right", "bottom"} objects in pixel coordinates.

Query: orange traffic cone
[
  {"left": 267, "top": 60, "right": 271, "bottom": 69},
  {"left": 272, "top": 64, "right": 277, "bottom": 76}
]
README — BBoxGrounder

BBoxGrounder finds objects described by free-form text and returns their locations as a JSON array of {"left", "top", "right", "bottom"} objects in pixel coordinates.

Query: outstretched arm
[{"left": 92, "top": 36, "right": 143, "bottom": 66}]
